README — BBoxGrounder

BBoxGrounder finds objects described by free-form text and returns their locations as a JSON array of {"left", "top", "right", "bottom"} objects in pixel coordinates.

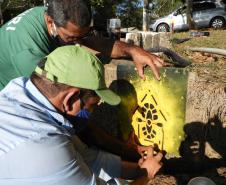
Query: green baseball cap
[{"left": 35, "top": 45, "right": 121, "bottom": 105}]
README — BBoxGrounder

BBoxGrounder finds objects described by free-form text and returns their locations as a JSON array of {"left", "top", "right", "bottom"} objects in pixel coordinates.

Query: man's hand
[
  {"left": 131, "top": 46, "right": 165, "bottom": 80},
  {"left": 138, "top": 147, "right": 163, "bottom": 179},
  {"left": 82, "top": 38, "right": 165, "bottom": 80},
  {"left": 137, "top": 145, "right": 155, "bottom": 159}
]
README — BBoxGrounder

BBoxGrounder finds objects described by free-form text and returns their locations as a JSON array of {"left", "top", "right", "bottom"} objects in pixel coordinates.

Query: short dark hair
[
  {"left": 31, "top": 72, "right": 71, "bottom": 98},
  {"left": 47, "top": 0, "right": 91, "bottom": 28},
  {"left": 30, "top": 58, "right": 71, "bottom": 98}
]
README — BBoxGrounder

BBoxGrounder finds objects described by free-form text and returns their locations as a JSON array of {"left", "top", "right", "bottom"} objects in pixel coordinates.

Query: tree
[
  {"left": 90, "top": 0, "right": 104, "bottom": 6},
  {"left": 2, "top": 0, "right": 43, "bottom": 10},
  {"left": 143, "top": 0, "right": 149, "bottom": 31},
  {"left": 92, "top": 0, "right": 122, "bottom": 32},
  {"left": 117, "top": 0, "right": 142, "bottom": 29},
  {"left": 1, "top": 0, "right": 43, "bottom": 22},
  {"left": 186, "top": 0, "right": 195, "bottom": 29}
]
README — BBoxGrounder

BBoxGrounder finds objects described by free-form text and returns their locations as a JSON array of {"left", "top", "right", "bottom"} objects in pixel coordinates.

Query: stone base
[{"left": 125, "top": 31, "right": 172, "bottom": 49}]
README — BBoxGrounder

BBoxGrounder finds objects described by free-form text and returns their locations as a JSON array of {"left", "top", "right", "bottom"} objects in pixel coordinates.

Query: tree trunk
[
  {"left": 143, "top": 0, "right": 149, "bottom": 31},
  {"left": 186, "top": 72, "right": 226, "bottom": 126},
  {"left": 184, "top": 70, "right": 226, "bottom": 162},
  {"left": 186, "top": 0, "right": 195, "bottom": 29}
]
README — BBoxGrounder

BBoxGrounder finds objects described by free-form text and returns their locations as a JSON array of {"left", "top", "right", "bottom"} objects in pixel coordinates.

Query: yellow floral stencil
[{"left": 130, "top": 69, "right": 187, "bottom": 157}]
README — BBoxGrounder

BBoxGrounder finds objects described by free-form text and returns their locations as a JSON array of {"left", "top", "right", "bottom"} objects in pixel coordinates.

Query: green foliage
[
  {"left": 90, "top": 0, "right": 104, "bottom": 6},
  {"left": 93, "top": 0, "right": 120, "bottom": 18},
  {"left": 91, "top": 0, "right": 122, "bottom": 31},
  {"left": 1, "top": 0, "right": 185, "bottom": 29},
  {"left": 2, "top": 0, "right": 43, "bottom": 11},
  {"left": 2, "top": 0, "right": 43, "bottom": 22},
  {"left": 92, "top": 0, "right": 143, "bottom": 30},
  {"left": 117, "top": 0, "right": 142, "bottom": 29}
]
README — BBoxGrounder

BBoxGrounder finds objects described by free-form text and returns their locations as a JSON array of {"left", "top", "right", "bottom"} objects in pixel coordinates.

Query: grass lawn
[
  {"left": 167, "top": 29, "right": 226, "bottom": 82},
  {"left": 171, "top": 29, "right": 226, "bottom": 58}
]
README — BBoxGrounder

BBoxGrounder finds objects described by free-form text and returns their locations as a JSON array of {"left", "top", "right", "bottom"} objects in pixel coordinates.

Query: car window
[
  {"left": 180, "top": 6, "right": 187, "bottom": 14},
  {"left": 193, "top": 2, "right": 216, "bottom": 11},
  {"left": 176, "top": 6, "right": 186, "bottom": 15}
]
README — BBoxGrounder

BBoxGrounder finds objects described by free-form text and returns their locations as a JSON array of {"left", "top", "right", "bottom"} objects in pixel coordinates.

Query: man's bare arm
[
  {"left": 77, "top": 122, "right": 141, "bottom": 162},
  {"left": 82, "top": 36, "right": 165, "bottom": 80}
]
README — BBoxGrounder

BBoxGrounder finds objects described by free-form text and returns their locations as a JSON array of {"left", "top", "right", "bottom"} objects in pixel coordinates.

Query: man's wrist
[
  {"left": 115, "top": 40, "right": 138, "bottom": 58},
  {"left": 123, "top": 42, "right": 140, "bottom": 57}
]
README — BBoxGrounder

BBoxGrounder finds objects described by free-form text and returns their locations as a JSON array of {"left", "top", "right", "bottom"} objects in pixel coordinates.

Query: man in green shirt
[
  {"left": 0, "top": 0, "right": 166, "bottom": 166},
  {"left": 0, "top": 7, "right": 53, "bottom": 89},
  {"left": 0, "top": 0, "right": 164, "bottom": 90}
]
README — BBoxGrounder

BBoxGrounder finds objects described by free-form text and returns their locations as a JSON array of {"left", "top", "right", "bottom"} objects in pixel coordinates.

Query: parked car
[{"left": 150, "top": 0, "right": 226, "bottom": 32}]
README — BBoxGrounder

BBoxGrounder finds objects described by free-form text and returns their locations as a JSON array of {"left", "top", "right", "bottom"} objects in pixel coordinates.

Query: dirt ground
[{"left": 187, "top": 52, "right": 226, "bottom": 83}]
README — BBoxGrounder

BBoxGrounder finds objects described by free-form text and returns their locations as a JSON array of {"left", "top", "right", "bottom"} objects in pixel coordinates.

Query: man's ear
[
  {"left": 44, "top": 13, "right": 54, "bottom": 34},
  {"left": 62, "top": 90, "right": 80, "bottom": 115},
  {"left": 45, "top": 13, "right": 54, "bottom": 25}
]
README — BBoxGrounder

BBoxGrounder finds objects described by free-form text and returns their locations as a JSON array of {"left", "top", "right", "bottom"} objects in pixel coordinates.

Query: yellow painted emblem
[{"left": 130, "top": 69, "right": 187, "bottom": 156}]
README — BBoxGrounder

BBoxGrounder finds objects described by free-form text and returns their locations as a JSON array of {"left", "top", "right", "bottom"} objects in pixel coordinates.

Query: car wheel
[
  {"left": 210, "top": 17, "right": 225, "bottom": 29},
  {"left": 156, "top": 23, "right": 170, "bottom": 32}
]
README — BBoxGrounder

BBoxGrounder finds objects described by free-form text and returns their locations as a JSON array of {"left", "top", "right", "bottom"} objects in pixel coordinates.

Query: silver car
[{"left": 150, "top": 1, "right": 226, "bottom": 32}]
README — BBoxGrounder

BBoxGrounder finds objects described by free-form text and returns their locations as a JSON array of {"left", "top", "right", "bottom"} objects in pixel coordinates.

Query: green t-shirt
[{"left": 0, "top": 7, "right": 57, "bottom": 90}]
